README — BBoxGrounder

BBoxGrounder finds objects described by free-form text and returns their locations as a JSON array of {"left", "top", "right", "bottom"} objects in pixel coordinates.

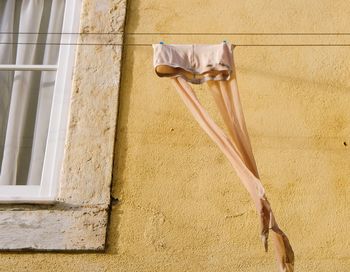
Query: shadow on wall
[{"left": 105, "top": 0, "right": 140, "bottom": 254}]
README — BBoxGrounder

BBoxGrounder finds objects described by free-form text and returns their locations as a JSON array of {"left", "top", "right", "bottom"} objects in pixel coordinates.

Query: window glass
[{"left": 0, "top": 0, "right": 65, "bottom": 185}]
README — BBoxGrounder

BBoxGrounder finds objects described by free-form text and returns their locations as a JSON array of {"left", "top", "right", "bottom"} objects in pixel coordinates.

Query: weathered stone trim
[{"left": 0, "top": 207, "right": 108, "bottom": 250}]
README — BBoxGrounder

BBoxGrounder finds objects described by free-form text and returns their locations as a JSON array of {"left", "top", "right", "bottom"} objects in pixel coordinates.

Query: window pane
[
  {"left": 0, "top": 70, "right": 57, "bottom": 185},
  {"left": 0, "top": 70, "right": 13, "bottom": 173},
  {"left": 0, "top": 0, "right": 65, "bottom": 185}
]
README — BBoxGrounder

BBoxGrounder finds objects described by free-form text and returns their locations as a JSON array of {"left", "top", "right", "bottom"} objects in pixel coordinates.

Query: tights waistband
[{"left": 153, "top": 42, "right": 235, "bottom": 84}]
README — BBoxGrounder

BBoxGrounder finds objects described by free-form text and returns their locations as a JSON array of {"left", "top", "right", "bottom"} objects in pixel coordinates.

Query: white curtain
[{"left": 0, "top": 0, "right": 65, "bottom": 185}]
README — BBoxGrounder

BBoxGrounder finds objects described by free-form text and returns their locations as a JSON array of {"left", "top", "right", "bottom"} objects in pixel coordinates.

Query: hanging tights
[{"left": 153, "top": 42, "right": 294, "bottom": 272}]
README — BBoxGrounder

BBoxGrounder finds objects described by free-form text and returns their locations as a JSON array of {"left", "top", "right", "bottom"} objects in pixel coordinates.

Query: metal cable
[
  {"left": 1, "top": 32, "right": 350, "bottom": 35},
  {"left": 1, "top": 32, "right": 350, "bottom": 46},
  {"left": 2, "top": 42, "right": 350, "bottom": 46}
]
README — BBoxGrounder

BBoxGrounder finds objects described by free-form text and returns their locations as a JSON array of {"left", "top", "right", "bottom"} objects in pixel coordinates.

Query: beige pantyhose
[{"left": 153, "top": 43, "right": 294, "bottom": 272}]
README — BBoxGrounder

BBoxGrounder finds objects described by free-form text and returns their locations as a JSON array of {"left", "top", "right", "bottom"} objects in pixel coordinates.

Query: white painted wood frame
[{"left": 0, "top": 0, "right": 81, "bottom": 203}]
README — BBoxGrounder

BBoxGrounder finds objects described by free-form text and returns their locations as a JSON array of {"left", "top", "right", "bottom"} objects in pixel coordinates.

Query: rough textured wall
[{"left": 1, "top": 0, "right": 350, "bottom": 271}]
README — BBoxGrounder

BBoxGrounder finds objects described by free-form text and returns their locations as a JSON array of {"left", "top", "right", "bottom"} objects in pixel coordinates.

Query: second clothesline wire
[{"left": 1, "top": 32, "right": 350, "bottom": 46}]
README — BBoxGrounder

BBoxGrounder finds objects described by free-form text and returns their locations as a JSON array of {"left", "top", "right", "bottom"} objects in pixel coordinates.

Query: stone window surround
[{"left": 0, "top": 0, "right": 127, "bottom": 250}]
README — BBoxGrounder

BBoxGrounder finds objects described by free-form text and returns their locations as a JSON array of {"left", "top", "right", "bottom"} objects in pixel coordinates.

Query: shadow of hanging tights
[{"left": 153, "top": 42, "right": 294, "bottom": 272}]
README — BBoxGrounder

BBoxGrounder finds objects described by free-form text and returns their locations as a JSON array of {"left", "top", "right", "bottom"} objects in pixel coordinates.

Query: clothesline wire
[
  {"left": 2, "top": 32, "right": 350, "bottom": 35},
  {"left": 3, "top": 42, "right": 350, "bottom": 46},
  {"left": 2, "top": 32, "right": 350, "bottom": 46}
]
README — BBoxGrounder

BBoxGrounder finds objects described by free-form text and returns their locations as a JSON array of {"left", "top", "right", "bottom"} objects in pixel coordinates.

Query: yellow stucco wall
[{"left": 1, "top": 0, "right": 350, "bottom": 271}]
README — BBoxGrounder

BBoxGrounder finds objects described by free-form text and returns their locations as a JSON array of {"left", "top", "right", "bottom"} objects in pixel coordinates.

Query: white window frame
[{"left": 0, "top": 0, "right": 82, "bottom": 203}]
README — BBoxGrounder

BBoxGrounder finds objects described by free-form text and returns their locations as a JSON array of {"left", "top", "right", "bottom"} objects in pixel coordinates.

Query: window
[
  {"left": 0, "top": 0, "right": 126, "bottom": 251},
  {"left": 0, "top": 0, "right": 81, "bottom": 203}
]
